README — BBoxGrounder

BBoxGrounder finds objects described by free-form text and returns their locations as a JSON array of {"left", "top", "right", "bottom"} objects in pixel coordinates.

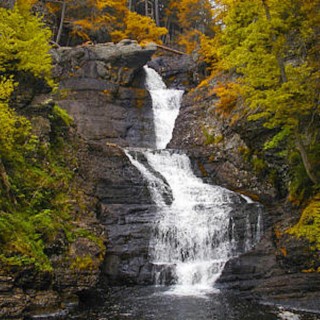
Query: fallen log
[{"left": 156, "top": 44, "right": 185, "bottom": 55}]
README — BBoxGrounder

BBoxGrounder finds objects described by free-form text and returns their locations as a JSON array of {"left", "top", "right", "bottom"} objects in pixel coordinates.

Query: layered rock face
[
  {"left": 53, "top": 40, "right": 157, "bottom": 148},
  {"left": 1, "top": 40, "right": 157, "bottom": 319},
  {"left": 80, "top": 143, "right": 157, "bottom": 286},
  {"left": 168, "top": 88, "right": 278, "bottom": 202},
  {"left": 53, "top": 40, "right": 159, "bottom": 287}
]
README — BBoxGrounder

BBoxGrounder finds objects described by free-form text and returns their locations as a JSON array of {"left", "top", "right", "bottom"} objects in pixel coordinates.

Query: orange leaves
[
  {"left": 213, "top": 81, "right": 241, "bottom": 116},
  {"left": 112, "top": 11, "right": 167, "bottom": 45},
  {"left": 73, "top": 19, "right": 94, "bottom": 31},
  {"left": 45, "top": 2, "right": 60, "bottom": 14},
  {"left": 178, "top": 0, "right": 213, "bottom": 31},
  {"left": 178, "top": 30, "right": 202, "bottom": 54}
]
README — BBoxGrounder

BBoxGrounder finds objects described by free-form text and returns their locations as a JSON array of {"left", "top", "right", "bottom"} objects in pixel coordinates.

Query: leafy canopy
[
  {"left": 0, "top": 2, "right": 52, "bottom": 84},
  {"left": 204, "top": 0, "right": 320, "bottom": 198}
]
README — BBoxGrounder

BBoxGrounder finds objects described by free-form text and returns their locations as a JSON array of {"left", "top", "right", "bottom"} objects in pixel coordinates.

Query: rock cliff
[
  {"left": 52, "top": 40, "right": 157, "bottom": 148},
  {"left": 0, "top": 40, "right": 157, "bottom": 319},
  {"left": 162, "top": 64, "right": 320, "bottom": 312},
  {"left": 3, "top": 40, "right": 318, "bottom": 318},
  {"left": 51, "top": 40, "right": 160, "bottom": 288}
]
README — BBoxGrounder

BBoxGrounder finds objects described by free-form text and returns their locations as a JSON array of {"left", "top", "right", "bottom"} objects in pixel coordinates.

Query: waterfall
[
  {"left": 144, "top": 66, "right": 184, "bottom": 149},
  {"left": 125, "top": 66, "right": 263, "bottom": 295}
]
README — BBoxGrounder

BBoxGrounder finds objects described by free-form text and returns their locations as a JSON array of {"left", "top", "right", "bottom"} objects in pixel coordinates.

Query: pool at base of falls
[{"left": 68, "top": 286, "right": 317, "bottom": 320}]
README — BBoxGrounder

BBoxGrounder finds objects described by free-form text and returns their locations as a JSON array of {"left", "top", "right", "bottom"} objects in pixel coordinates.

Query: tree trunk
[
  {"left": 0, "top": 158, "right": 11, "bottom": 197},
  {"left": 155, "top": 0, "right": 160, "bottom": 26},
  {"left": 295, "top": 133, "right": 319, "bottom": 185},
  {"left": 56, "top": 0, "right": 67, "bottom": 45},
  {"left": 128, "top": 0, "right": 132, "bottom": 11},
  {"left": 156, "top": 44, "right": 185, "bottom": 55},
  {"left": 145, "top": 0, "right": 148, "bottom": 16}
]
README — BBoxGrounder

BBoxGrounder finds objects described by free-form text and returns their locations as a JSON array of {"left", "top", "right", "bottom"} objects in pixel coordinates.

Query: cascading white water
[
  {"left": 125, "top": 66, "right": 263, "bottom": 295},
  {"left": 144, "top": 66, "right": 184, "bottom": 149}
]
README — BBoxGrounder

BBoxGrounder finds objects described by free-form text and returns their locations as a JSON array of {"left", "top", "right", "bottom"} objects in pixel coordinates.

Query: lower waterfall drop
[
  {"left": 125, "top": 66, "right": 264, "bottom": 295},
  {"left": 126, "top": 149, "right": 263, "bottom": 295}
]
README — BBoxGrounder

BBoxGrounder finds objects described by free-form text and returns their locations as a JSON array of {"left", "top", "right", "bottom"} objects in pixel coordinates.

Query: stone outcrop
[
  {"left": 147, "top": 54, "right": 204, "bottom": 91},
  {"left": 52, "top": 40, "right": 157, "bottom": 148},
  {"left": 169, "top": 87, "right": 278, "bottom": 203}
]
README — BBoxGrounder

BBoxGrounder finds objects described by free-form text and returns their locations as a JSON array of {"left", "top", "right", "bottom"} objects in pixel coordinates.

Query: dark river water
[{"left": 67, "top": 286, "right": 320, "bottom": 320}]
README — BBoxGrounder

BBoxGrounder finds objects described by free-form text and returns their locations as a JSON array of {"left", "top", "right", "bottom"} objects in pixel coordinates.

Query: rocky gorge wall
[
  {"left": 51, "top": 40, "right": 161, "bottom": 288},
  {"left": 0, "top": 40, "right": 158, "bottom": 319},
  {"left": 159, "top": 62, "right": 320, "bottom": 312},
  {"left": 2, "top": 39, "right": 318, "bottom": 318},
  {"left": 52, "top": 43, "right": 319, "bottom": 312}
]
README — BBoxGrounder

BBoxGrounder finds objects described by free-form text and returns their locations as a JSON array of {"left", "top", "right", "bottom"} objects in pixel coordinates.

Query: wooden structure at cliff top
[{"left": 156, "top": 44, "right": 185, "bottom": 55}]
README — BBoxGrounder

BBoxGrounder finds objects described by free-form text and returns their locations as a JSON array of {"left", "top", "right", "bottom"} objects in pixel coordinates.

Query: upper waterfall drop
[{"left": 144, "top": 66, "right": 184, "bottom": 149}]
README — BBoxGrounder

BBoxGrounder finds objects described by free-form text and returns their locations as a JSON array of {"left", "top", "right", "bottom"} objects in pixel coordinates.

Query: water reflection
[{"left": 69, "top": 286, "right": 319, "bottom": 320}]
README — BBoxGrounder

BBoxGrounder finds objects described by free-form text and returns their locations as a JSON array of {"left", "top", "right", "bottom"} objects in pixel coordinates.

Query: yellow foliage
[
  {"left": 287, "top": 194, "right": 320, "bottom": 251},
  {"left": 0, "top": 3, "right": 52, "bottom": 84},
  {"left": 213, "top": 81, "right": 241, "bottom": 116},
  {"left": 112, "top": 11, "right": 167, "bottom": 45},
  {"left": 178, "top": 30, "right": 202, "bottom": 53}
]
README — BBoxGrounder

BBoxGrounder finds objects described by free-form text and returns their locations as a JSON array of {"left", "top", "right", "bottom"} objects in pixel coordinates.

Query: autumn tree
[
  {"left": 0, "top": 0, "right": 52, "bottom": 83},
  {"left": 42, "top": 0, "right": 127, "bottom": 44},
  {"left": 164, "top": 0, "right": 213, "bottom": 52},
  {"left": 207, "top": 0, "right": 320, "bottom": 199},
  {"left": 42, "top": 0, "right": 168, "bottom": 45},
  {"left": 112, "top": 10, "right": 167, "bottom": 44},
  {"left": 128, "top": 0, "right": 162, "bottom": 26}
]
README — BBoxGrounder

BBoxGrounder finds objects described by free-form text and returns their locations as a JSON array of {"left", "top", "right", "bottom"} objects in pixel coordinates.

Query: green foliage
[
  {"left": 288, "top": 150, "right": 319, "bottom": 203},
  {"left": 0, "top": 3, "right": 52, "bottom": 85},
  {"left": 264, "top": 127, "right": 291, "bottom": 150},
  {"left": 0, "top": 211, "right": 53, "bottom": 271},
  {"left": 0, "top": 100, "right": 77, "bottom": 270},
  {"left": 0, "top": 90, "right": 101, "bottom": 271},
  {"left": 0, "top": 4, "right": 93, "bottom": 270},
  {"left": 203, "top": 0, "right": 320, "bottom": 201},
  {"left": 287, "top": 194, "right": 320, "bottom": 252},
  {"left": 52, "top": 104, "right": 74, "bottom": 126}
]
